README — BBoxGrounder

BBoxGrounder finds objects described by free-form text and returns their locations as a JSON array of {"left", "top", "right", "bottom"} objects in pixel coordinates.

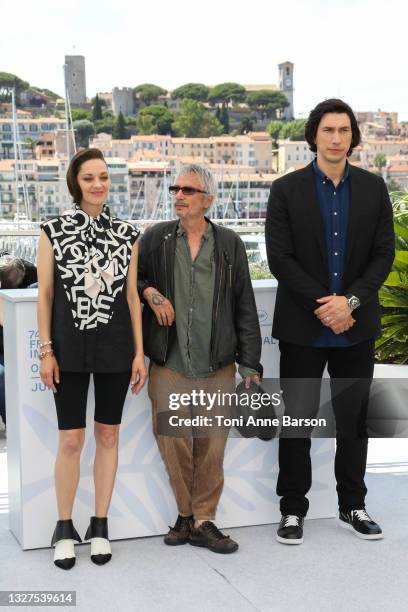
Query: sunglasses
[{"left": 169, "top": 185, "right": 208, "bottom": 196}]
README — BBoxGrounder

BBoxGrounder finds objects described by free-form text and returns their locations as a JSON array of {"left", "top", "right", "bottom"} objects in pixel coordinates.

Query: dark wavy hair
[
  {"left": 305, "top": 98, "right": 361, "bottom": 157},
  {"left": 66, "top": 148, "right": 107, "bottom": 204},
  {"left": 0, "top": 254, "right": 25, "bottom": 289}
]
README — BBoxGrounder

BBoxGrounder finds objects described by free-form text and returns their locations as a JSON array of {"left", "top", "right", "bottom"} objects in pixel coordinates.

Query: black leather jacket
[{"left": 137, "top": 219, "right": 263, "bottom": 375}]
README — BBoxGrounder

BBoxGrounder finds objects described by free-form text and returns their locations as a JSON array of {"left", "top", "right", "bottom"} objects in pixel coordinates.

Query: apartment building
[
  {"left": 0, "top": 117, "right": 67, "bottom": 160},
  {"left": 0, "top": 157, "right": 129, "bottom": 220},
  {"left": 128, "top": 161, "right": 171, "bottom": 219},
  {"left": 361, "top": 139, "right": 408, "bottom": 166},
  {"left": 277, "top": 139, "right": 315, "bottom": 173},
  {"left": 384, "top": 165, "right": 408, "bottom": 189},
  {"left": 90, "top": 132, "right": 273, "bottom": 171},
  {"left": 105, "top": 158, "right": 131, "bottom": 217},
  {"left": 91, "top": 133, "right": 171, "bottom": 160},
  {"left": 211, "top": 170, "right": 278, "bottom": 219},
  {"left": 0, "top": 158, "right": 69, "bottom": 220},
  {"left": 356, "top": 111, "right": 399, "bottom": 134}
]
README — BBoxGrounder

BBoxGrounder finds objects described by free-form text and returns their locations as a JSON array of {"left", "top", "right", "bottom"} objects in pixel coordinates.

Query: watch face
[
  {"left": 349, "top": 296, "right": 360, "bottom": 310},
  {"left": 284, "top": 77, "right": 292, "bottom": 87}
]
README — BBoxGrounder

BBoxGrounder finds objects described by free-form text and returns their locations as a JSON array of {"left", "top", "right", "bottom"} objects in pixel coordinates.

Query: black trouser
[{"left": 277, "top": 340, "right": 375, "bottom": 517}]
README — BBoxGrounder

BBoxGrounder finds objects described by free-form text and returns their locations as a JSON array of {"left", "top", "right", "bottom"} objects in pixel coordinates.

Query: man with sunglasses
[{"left": 138, "top": 163, "right": 262, "bottom": 554}]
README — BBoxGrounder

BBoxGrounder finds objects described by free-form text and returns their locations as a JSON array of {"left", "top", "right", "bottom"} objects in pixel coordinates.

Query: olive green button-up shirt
[
  {"left": 165, "top": 221, "right": 257, "bottom": 379},
  {"left": 166, "top": 222, "right": 215, "bottom": 377}
]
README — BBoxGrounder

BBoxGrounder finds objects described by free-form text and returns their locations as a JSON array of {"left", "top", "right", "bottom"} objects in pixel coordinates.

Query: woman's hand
[
  {"left": 130, "top": 354, "right": 147, "bottom": 394},
  {"left": 40, "top": 355, "right": 60, "bottom": 393}
]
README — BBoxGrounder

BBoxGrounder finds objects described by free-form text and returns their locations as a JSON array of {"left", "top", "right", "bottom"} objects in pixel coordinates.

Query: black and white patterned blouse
[{"left": 41, "top": 206, "right": 140, "bottom": 373}]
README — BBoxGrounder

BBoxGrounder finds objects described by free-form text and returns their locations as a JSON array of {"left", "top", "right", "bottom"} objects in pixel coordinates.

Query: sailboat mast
[
  {"left": 11, "top": 88, "right": 20, "bottom": 225},
  {"left": 63, "top": 64, "right": 71, "bottom": 161}
]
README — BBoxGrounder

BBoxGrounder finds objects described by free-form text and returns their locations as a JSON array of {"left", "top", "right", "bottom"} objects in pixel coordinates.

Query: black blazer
[{"left": 265, "top": 162, "right": 395, "bottom": 346}]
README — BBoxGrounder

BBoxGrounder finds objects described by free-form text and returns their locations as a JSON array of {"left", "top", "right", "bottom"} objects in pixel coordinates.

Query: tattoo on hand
[{"left": 151, "top": 292, "right": 165, "bottom": 306}]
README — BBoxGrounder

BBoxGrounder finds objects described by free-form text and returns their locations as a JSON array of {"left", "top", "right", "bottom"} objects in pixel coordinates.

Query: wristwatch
[{"left": 345, "top": 294, "right": 360, "bottom": 311}]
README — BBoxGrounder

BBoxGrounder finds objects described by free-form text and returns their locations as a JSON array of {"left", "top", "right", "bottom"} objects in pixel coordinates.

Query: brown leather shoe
[
  {"left": 164, "top": 514, "right": 193, "bottom": 546},
  {"left": 189, "top": 521, "right": 239, "bottom": 554}
]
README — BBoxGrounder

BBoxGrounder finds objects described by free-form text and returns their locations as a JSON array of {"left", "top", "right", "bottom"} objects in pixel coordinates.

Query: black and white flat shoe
[
  {"left": 51, "top": 519, "right": 82, "bottom": 570},
  {"left": 84, "top": 516, "right": 112, "bottom": 565}
]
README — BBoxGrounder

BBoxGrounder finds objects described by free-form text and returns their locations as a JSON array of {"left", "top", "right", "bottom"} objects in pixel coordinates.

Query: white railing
[{"left": 0, "top": 219, "right": 267, "bottom": 264}]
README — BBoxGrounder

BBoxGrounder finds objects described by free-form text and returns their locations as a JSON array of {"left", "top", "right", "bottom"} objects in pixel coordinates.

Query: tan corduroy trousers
[{"left": 148, "top": 362, "right": 236, "bottom": 521}]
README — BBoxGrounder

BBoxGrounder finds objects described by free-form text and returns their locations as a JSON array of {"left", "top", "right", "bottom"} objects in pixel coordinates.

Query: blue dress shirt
[{"left": 312, "top": 160, "right": 352, "bottom": 347}]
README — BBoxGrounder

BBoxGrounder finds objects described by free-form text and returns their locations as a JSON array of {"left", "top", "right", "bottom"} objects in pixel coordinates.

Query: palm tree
[
  {"left": 376, "top": 192, "right": 408, "bottom": 363},
  {"left": 24, "top": 136, "right": 36, "bottom": 158}
]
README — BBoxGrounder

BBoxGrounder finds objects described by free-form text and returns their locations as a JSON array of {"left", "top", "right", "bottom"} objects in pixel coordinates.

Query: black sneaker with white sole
[
  {"left": 339, "top": 509, "right": 383, "bottom": 540},
  {"left": 276, "top": 514, "right": 304, "bottom": 545}
]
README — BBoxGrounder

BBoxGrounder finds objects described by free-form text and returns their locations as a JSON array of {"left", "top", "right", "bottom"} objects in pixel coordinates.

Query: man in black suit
[{"left": 265, "top": 99, "right": 395, "bottom": 544}]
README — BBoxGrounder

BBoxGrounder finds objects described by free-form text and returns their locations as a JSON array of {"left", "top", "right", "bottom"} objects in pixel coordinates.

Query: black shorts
[{"left": 54, "top": 371, "right": 131, "bottom": 430}]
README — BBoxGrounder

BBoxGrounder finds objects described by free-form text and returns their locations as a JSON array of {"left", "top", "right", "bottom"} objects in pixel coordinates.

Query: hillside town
[{"left": 0, "top": 57, "right": 407, "bottom": 222}]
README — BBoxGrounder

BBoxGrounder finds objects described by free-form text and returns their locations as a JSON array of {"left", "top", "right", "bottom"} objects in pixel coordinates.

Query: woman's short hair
[
  {"left": 66, "top": 148, "right": 107, "bottom": 204},
  {"left": 305, "top": 98, "right": 361, "bottom": 157},
  {"left": 0, "top": 255, "right": 25, "bottom": 289}
]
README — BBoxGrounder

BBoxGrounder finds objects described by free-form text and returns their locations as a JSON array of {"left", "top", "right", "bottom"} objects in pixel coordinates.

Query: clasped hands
[{"left": 314, "top": 295, "right": 355, "bottom": 334}]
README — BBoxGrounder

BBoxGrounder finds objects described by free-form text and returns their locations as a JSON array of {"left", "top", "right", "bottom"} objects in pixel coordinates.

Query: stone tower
[
  {"left": 278, "top": 61, "right": 294, "bottom": 120},
  {"left": 112, "top": 87, "right": 135, "bottom": 117},
  {"left": 64, "top": 55, "right": 87, "bottom": 105}
]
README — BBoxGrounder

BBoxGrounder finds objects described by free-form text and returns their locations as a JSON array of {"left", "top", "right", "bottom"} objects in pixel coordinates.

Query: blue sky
[{"left": 2, "top": 0, "right": 407, "bottom": 119}]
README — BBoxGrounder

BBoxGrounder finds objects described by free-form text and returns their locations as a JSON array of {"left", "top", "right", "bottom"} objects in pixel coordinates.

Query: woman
[{"left": 37, "top": 148, "right": 147, "bottom": 570}]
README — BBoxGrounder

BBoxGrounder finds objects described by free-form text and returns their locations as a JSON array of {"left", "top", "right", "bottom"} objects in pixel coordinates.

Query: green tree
[
  {"left": 268, "top": 119, "right": 283, "bottom": 141},
  {"left": 91, "top": 95, "right": 107, "bottom": 107},
  {"left": 136, "top": 104, "right": 174, "bottom": 135},
  {"left": 249, "top": 261, "right": 273, "bottom": 280},
  {"left": 239, "top": 116, "right": 253, "bottom": 134},
  {"left": 73, "top": 119, "right": 96, "bottom": 147},
  {"left": 387, "top": 178, "right": 402, "bottom": 193},
  {"left": 94, "top": 117, "right": 116, "bottom": 135},
  {"left": 376, "top": 194, "right": 408, "bottom": 363},
  {"left": 32, "top": 87, "right": 60, "bottom": 100},
  {"left": 374, "top": 152, "right": 387, "bottom": 172},
  {"left": 71, "top": 108, "right": 92, "bottom": 121},
  {"left": 172, "top": 99, "right": 223, "bottom": 137},
  {"left": 246, "top": 90, "right": 289, "bottom": 118},
  {"left": 133, "top": 84, "right": 167, "bottom": 105},
  {"left": 0, "top": 71, "right": 29, "bottom": 102},
  {"left": 220, "top": 103, "right": 230, "bottom": 133},
  {"left": 208, "top": 83, "right": 246, "bottom": 104},
  {"left": 113, "top": 111, "right": 128, "bottom": 139},
  {"left": 124, "top": 116, "right": 137, "bottom": 134},
  {"left": 171, "top": 83, "right": 210, "bottom": 101},
  {"left": 24, "top": 137, "right": 36, "bottom": 157},
  {"left": 215, "top": 105, "right": 221, "bottom": 123},
  {"left": 279, "top": 119, "right": 307, "bottom": 141},
  {"left": 92, "top": 94, "right": 103, "bottom": 121},
  {"left": 135, "top": 114, "right": 155, "bottom": 135}
]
